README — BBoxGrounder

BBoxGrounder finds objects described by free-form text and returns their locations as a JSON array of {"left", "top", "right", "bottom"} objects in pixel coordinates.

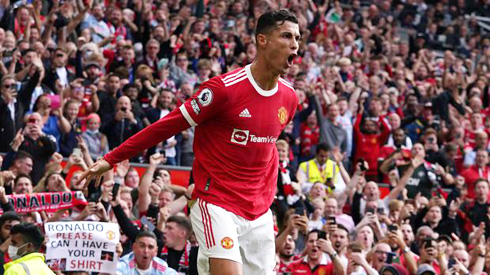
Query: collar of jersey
[{"left": 245, "top": 64, "right": 278, "bottom": 97}]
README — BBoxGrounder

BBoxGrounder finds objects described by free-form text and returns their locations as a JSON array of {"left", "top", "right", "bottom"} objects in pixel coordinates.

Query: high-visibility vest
[{"left": 299, "top": 159, "right": 338, "bottom": 185}]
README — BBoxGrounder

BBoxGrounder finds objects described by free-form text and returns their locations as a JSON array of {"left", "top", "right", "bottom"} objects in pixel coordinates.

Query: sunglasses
[
  {"left": 56, "top": 53, "right": 65, "bottom": 57},
  {"left": 3, "top": 84, "right": 13, "bottom": 89}
]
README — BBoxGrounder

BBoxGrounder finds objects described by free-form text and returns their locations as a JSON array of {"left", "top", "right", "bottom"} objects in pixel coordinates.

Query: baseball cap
[
  {"left": 417, "top": 264, "right": 436, "bottom": 275},
  {"left": 84, "top": 62, "right": 100, "bottom": 70}
]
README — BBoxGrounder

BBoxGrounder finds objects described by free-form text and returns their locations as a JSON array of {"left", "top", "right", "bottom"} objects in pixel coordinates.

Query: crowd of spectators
[{"left": 0, "top": 0, "right": 490, "bottom": 274}]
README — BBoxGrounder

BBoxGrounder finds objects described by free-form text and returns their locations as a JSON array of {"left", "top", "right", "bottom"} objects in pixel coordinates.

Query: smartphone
[
  {"left": 72, "top": 148, "right": 82, "bottom": 159},
  {"left": 366, "top": 207, "right": 375, "bottom": 214},
  {"left": 377, "top": 207, "right": 385, "bottom": 215},
  {"left": 88, "top": 190, "right": 101, "bottom": 203},
  {"left": 448, "top": 258, "right": 456, "bottom": 269},
  {"left": 358, "top": 158, "right": 367, "bottom": 171},
  {"left": 141, "top": 216, "right": 156, "bottom": 232},
  {"left": 327, "top": 216, "right": 336, "bottom": 225},
  {"left": 386, "top": 252, "right": 397, "bottom": 264},
  {"left": 388, "top": 224, "right": 398, "bottom": 232},
  {"left": 295, "top": 207, "right": 305, "bottom": 216},
  {"left": 318, "top": 230, "right": 327, "bottom": 240}
]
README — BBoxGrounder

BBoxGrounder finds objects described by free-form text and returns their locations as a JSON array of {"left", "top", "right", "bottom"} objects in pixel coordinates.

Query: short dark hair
[
  {"left": 122, "top": 83, "right": 140, "bottom": 93},
  {"left": 336, "top": 224, "right": 349, "bottom": 238},
  {"left": 135, "top": 230, "right": 157, "bottom": 242},
  {"left": 316, "top": 143, "right": 329, "bottom": 154},
  {"left": 10, "top": 223, "right": 44, "bottom": 251},
  {"left": 14, "top": 151, "right": 33, "bottom": 163},
  {"left": 255, "top": 10, "right": 298, "bottom": 38},
  {"left": 167, "top": 215, "right": 192, "bottom": 236},
  {"left": 14, "top": 173, "right": 32, "bottom": 186},
  {"left": 0, "top": 211, "right": 21, "bottom": 230}
]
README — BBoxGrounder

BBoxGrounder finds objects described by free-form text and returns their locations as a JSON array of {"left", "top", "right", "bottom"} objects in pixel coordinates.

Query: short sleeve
[{"left": 179, "top": 77, "right": 227, "bottom": 126}]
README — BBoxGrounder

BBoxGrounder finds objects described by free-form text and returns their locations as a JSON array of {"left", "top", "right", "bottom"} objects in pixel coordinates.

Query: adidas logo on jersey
[{"left": 239, "top": 108, "right": 252, "bottom": 118}]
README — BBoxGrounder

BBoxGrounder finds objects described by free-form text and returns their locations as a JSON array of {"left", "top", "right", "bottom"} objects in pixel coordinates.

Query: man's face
[
  {"left": 280, "top": 235, "right": 295, "bottom": 257},
  {"left": 159, "top": 191, "right": 174, "bottom": 208},
  {"left": 1, "top": 78, "right": 17, "bottom": 100},
  {"left": 411, "top": 143, "right": 425, "bottom": 158},
  {"left": 260, "top": 20, "right": 300, "bottom": 76},
  {"left": 158, "top": 92, "right": 173, "bottom": 110},
  {"left": 16, "top": 158, "right": 33, "bottom": 175},
  {"left": 107, "top": 76, "right": 121, "bottom": 93},
  {"left": 277, "top": 144, "right": 288, "bottom": 162},
  {"left": 86, "top": 66, "right": 100, "bottom": 80},
  {"left": 176, "top": 54, "right": 189, "bottom": 70},
  {"left": 363, "top": 181, "right": 379, "bottom": 201},
  {"left": 475, "top": 181, "right": 489, "bottom": 201},
  {"left": 372, "top": 243, "right": 391, "bottom": 269},
  {"left": 120, "top": 192, "right": 133, "bottom": 210},
  {"left": 1, "top": 220, "right": 20, "bottom": 240},
  {"left": 124, "top": 87, "right": 139, "bottom": 101},
  {"left": 427, "top": 206, "right": 442, "bottom": 223},
  {"left": 111, "top": 10, "right": 122, "bottom": 25},
  {"left": 23, "top": 52, "right": 37, "bottom": 65},
  {"left": 331, "top": 229, "right": 348, "bottom": 252},
  {"left": 476, "top": 150, "right": 489, "bottom": 167},
  {"left": 163, "top": 222, "right": 185, "bottom": 249},
  {"left": 305, "top": 232, "right": 321, "bottom": 260},
  {"left": 146, "top": 42, "right": 160, "bottom": 58},
  {"left": 337, "top": 100, "right": 348, "bottom": 114},
  {"left": 454, "top": 250, "right": 470, "bottom": 268},
  {"left": 327, "top": 104, "right": 339, "bottom": 122},
  {"left": 316, "top": 149, "right": 329, "bottom": 166},
  {"left": 393, "top": 130, "right": 405, "bottom": 146},
  {"left": 388, "top": 114, "right": 401, "bottom": 129},
  {"left": 132, "top": 237, "right": 157, "bottom": 269},
  {"left": 401, "top": 224, "right": 414, "bottom": 244},
  {"left": 324, "top": 198, "right": 338, "bottom": 216},
  {"left": 14, "top": 177, "right": 33, "bottom": 194},
  {"left": 53, "top": 50, "right": 67, "bottom": 67}
]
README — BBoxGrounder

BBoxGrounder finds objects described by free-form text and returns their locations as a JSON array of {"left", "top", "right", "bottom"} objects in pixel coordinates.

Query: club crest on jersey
[
  {"left": 231, "top": 128, "right": 249, "bottom": 145},
  {"left": 278, "top": 106, "right": 288, "bottom": 124},
  {"left": 198, "top": 88, "right": 213, "bottom": 106},
  {"left": 221, "top": 237, "right": 234, "bottom": 249}
]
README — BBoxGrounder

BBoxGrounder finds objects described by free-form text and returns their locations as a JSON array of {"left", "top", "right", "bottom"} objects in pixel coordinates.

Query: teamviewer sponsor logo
[{"left": 231, "top": 128, "right": 249, "bottom": 145}]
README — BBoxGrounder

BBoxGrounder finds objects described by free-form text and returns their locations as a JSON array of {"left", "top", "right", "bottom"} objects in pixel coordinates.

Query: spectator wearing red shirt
[
  {"left": 460, "top": 149, "right": 490, "bottom": 199},
  {"left": 287, "top": 230, "right": 344, "bottom": 275},
  {"left": 353, "top": 113, "right": 390, "bottom": 180}
]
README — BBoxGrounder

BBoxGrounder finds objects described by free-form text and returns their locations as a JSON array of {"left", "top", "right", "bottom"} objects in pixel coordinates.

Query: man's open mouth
[{"left": 287, "top": 53, "right": 297, "bottom": 66}]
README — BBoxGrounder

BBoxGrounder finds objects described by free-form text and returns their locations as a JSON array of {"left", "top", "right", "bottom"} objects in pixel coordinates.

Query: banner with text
[
  {"left": 45, "top": 222, "right": 120, "bottom": 273},
  {"left": 2, "top": 191, "right": 88, "bottom": 213}
]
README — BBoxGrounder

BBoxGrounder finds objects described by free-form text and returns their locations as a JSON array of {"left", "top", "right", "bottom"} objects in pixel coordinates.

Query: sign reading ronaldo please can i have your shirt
[{"left": 44, "top": 221, "right": 120, "bottom": 273}]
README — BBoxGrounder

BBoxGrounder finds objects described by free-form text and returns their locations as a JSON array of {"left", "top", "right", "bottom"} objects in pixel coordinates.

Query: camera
[{"left": 121, "top": 107, "right": 127, "bottom": 112}]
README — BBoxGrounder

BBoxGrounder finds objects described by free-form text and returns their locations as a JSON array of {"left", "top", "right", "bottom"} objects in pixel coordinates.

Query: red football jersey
[{"left": 105, "top": 65, "right": 298, "bottom": 220}]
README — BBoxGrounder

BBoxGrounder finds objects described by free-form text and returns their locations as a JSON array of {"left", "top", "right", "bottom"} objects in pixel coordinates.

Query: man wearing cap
[{"left": 83, "top": 62, "right": 102, "bottom": 86}]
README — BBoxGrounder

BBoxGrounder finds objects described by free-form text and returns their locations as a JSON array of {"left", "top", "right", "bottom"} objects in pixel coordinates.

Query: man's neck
[
  {"left": 137, "top": 262, "right": 151, "bottom": 270},
  {"left": 476, "top": 197, "right": 487, "bottom": 205},
  {"left": 307, "top": 255, "right": 321, "bottom": 269},
  {"left": 250, "top": 59, "right": 279, "bottom": 91}
]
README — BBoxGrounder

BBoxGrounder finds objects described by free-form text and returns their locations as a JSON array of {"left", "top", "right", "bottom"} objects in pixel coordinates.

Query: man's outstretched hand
[{"left": 77, "top": 159, "right": 112, "bottom": 188}]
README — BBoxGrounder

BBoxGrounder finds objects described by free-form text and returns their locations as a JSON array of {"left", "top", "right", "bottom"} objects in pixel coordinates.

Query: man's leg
[
  {"left": 238, "top": 209, "right": 276, "bottom": 275},
  {"left": 190, "top": 199, "right": 243, "bottom": 275}
]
